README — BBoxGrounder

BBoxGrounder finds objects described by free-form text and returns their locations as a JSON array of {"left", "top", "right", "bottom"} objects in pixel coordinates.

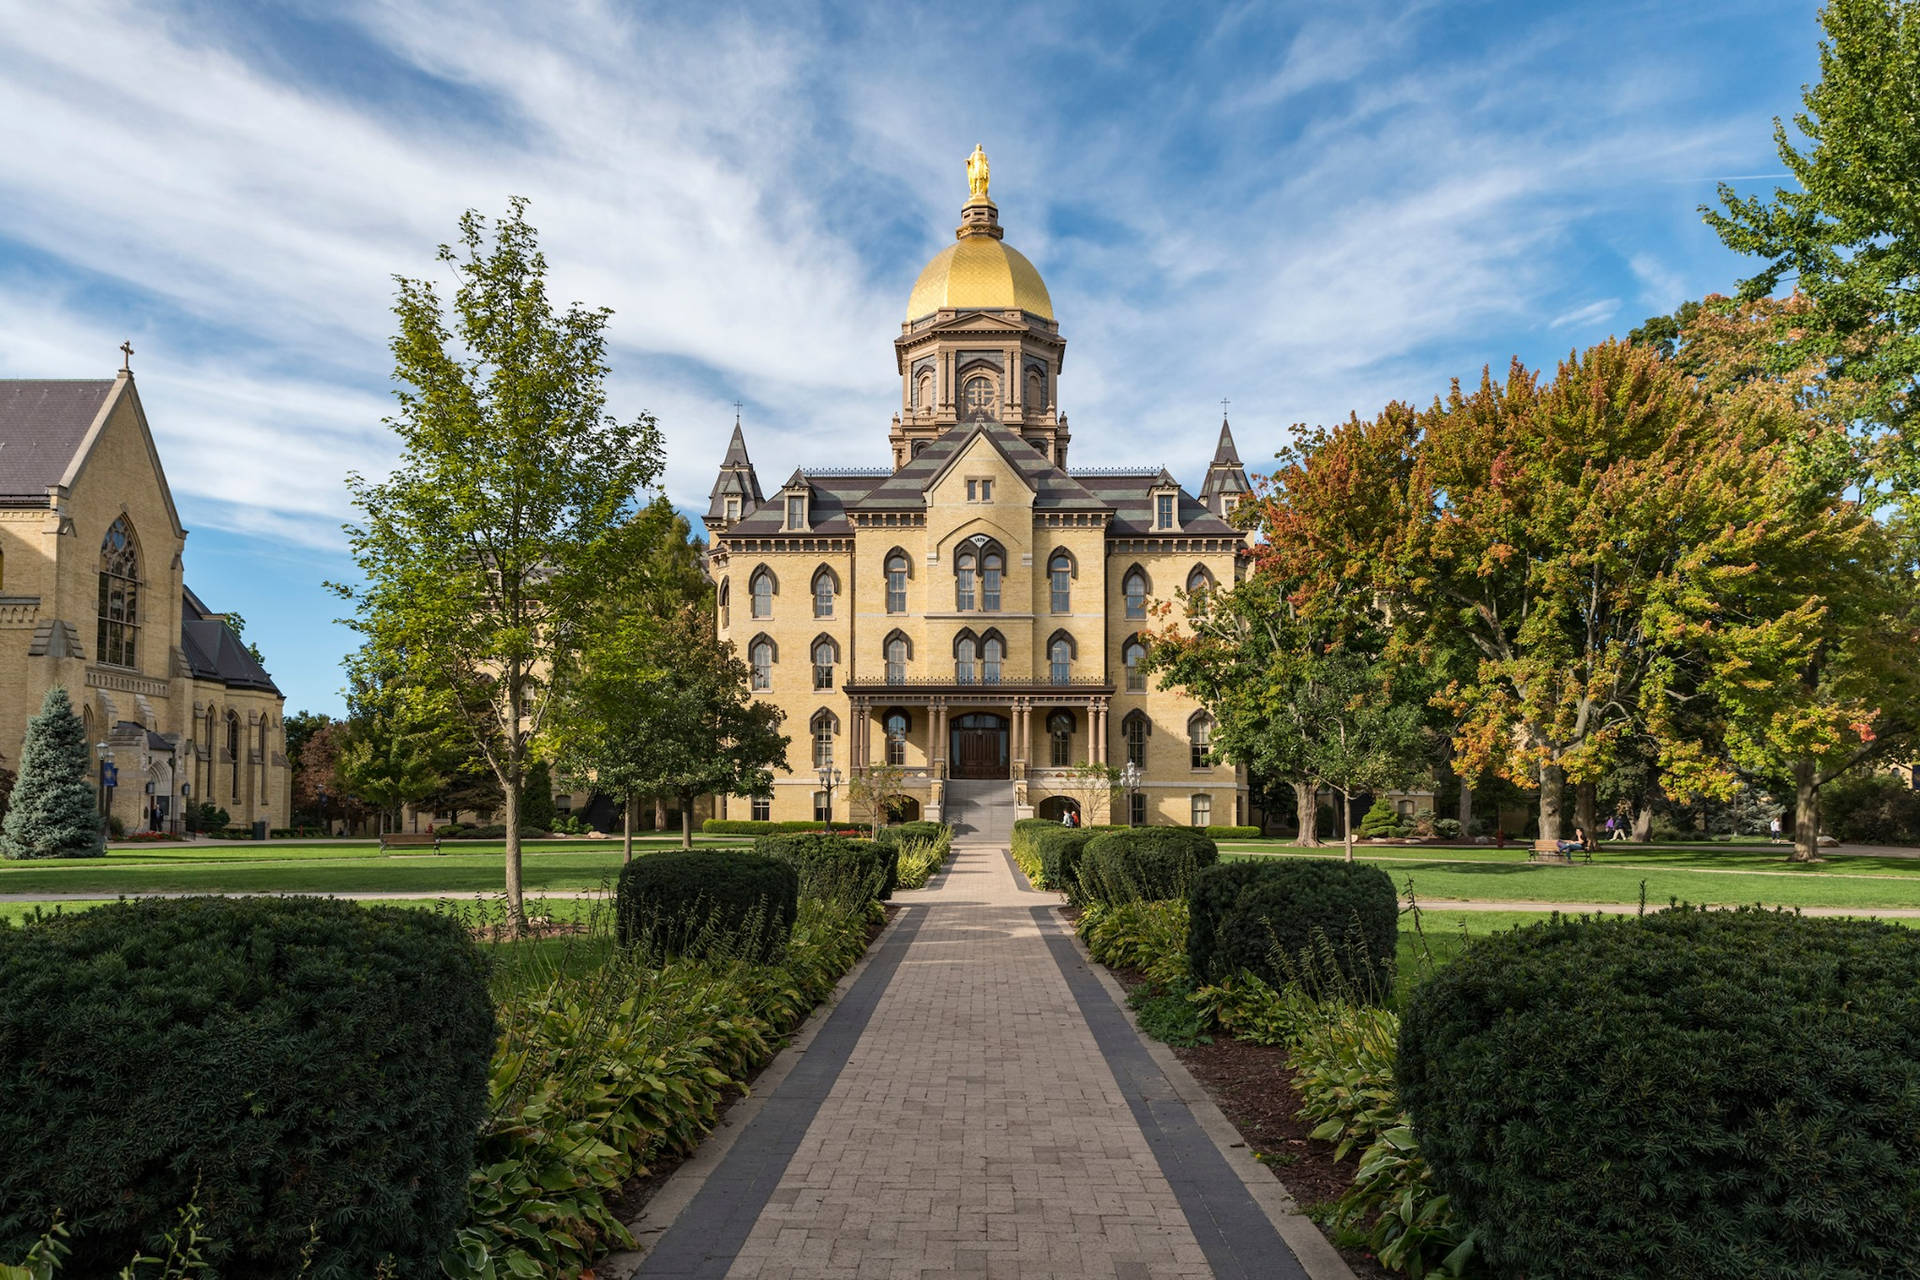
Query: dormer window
[
  {"left": 1156, "top": 493, "right": 1176, "bottom": 530},
  {"left": 1221, "top": 495, "right": 1240, "bottom": 518},
  {"left": 725, "top": 496, "right": 741, "bottom": 520},
  {"left": 785, "top": 493, "right": 808, "bottom": 531}
]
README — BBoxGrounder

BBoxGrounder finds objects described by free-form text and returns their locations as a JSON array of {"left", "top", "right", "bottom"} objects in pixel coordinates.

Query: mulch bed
[{"left": 1109, "top": 965, "right": 1394, "bottom": 1280}]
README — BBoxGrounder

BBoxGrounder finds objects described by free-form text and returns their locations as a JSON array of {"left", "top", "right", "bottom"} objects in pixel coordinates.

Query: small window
[
  {"left": 813, "top": 791, "right": 831, "bottom": 823},
  {"left": 966, "top": 479, "right": 977, "bottom": 501},
  {"left": 982, "top": 636, "right": 1003, "bottom": 684},
  {"left": 1191, "top": 794, "right": 1212, "bottom": 827},
  {"left": 1222, "top": 495, "right": 1240, "bottom": 517},
  {"left": 1048, "top": 710, "right": 1075, "bottom": 768},
  {"left": 750, "top": 640, "right": 773, "bottom": 690},
  {"left": 786, "top": 495, "right": 806, "bottom": 529},
  {"left": 1124, "top": 570, "right": 1147, "bottom": 619},
  {"left": 1049, "top": 637, "right": 1072, "bottom": 685},
  {"left": 751, "top": 795, "right": 771, "bottom": 822},
  {"left": 885, "top": 711, "right": 910, "bottom": 767},
  {"left": 980, "top": 479, "right": 993, "bottom": 501},
  {"left": 1187, "top": 565, "right": 1213, "bottom": 594},
  {"left": 1124, "top": 640, "right": 1147, "bottom": 693},
  {"left": 812, "top": 713, "right": 835, "bottom": 768},
  {"left": 1190, "top": 715, "right": 1213, "bottom": 769},
  {"left": 1125, "top": 714, "right": 1147, "bottom": 767},
  {"left": 981, "top": 552, "right": 1002, "bottom": 612},
  {"left": 718, "top": 579, "right": 730, "bottom": 628},
  {"left": 955, "top": 552, "right": 976, "bottom": 612},
  {"left": 1129, "top": 791, "right": 1147, "bottom": 826},
  {"left": 724, "top": 496, "right": 741, "bottom": 520},
  {"left": 813, "top": 639, "right": 836, "bottom": 691},
  {"left": 955, "top": 636, "right": 976, "bottom": 685},
  {"left": 1156, "top": 494, "right": 1175, "bottom": 529},
  {"left": 1049, "top": 553, "right": 1072, "bottom": 613},
  {"left": 813, "top": 571, "right": 835, "bottom": 618},
  {"left": 751, "top": 570, "right": 774, "bottom": 618},
  {"left": 886, "top": 553, "right": 908, "bottom": 613},
  {"left": 886, "top": 637, "right": 908, "bottom": 685}
]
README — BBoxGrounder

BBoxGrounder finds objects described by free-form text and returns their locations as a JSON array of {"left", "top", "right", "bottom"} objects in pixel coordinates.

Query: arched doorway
[
  {"left": 949, "top": 713, "right": 1009, "bottom": 779},
  {"left": 1037, "top": 795, "right": 1080, "bottom": 823}
]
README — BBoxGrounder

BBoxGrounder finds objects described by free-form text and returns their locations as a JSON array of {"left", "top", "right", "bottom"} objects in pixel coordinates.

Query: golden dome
[
  {"left": 905, "top": 145, "right": 1053, "bottom": 322},
  {"left": 906, "top": 237, "right": 1054, "bottom": 322}
]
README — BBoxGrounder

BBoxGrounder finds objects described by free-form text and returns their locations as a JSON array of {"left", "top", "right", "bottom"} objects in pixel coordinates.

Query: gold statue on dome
[{"left": 966, "top": 144, "right": 990, "bottom": 200}]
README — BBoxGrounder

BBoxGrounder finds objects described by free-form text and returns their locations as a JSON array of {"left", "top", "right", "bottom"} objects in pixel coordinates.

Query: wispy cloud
[{"left": 1549, "top": 298, "right": 1621, "bottom": 330}]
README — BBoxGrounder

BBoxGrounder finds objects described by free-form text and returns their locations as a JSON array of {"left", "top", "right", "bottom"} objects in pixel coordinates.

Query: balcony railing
[{"left": 842, "top": 674, "right": 1114, "bottom": 691}]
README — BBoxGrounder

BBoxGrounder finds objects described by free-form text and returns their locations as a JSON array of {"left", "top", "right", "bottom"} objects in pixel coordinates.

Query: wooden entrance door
[{"left": 949, "top": 713, "right": 1009, "bottom": 779}]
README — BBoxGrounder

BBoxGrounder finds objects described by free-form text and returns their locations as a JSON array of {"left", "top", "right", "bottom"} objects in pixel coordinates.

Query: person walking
[
  {"left": 1770, "top": 814, "right": 1783, "bottom": 843},
  {"left": 1607, "top": 814, "right": 1626, "bottom": 842}
]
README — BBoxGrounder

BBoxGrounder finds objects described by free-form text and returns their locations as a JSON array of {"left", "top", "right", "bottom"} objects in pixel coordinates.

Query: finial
[
  {"left": 1219, "top": 396, "right": 1230, "bottom": 419},
  {"left": 119, "top": 340, "right": 134, "bottom": 374},
  {"left": 966, "top": 144, "right": 990, "bottom": 202},
  {"left": 732, "top": 399, "right": 743, "bottom": 428}
]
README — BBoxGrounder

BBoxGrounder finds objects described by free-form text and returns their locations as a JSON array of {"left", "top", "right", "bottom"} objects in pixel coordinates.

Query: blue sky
[{"left": 0, "top": 0, "right": 1818, "bottom": 715}]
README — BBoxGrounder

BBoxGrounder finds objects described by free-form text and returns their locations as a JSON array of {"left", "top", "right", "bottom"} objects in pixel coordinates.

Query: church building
[
  {"left": 0, "top": 367, "right": 291, "bottom": 835},
  {"left": 707, "top": 148, "right": 1252, "bottom": 826}
]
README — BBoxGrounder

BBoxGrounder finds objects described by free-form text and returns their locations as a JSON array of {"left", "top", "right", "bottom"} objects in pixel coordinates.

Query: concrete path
[{"left": 617, "top": 835, "right": 1347, "bottom": 1280}]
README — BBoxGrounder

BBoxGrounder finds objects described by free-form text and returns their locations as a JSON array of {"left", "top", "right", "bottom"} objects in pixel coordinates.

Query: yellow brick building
[
  {"left": 707, "top": 151, "right": 1250, "bottom": 827},
  {"left": 0, "top": 370, "right": 291, "bottom": 835}
]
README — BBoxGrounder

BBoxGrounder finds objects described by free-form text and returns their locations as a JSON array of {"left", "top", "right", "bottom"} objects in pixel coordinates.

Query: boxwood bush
[
  {"left": 0, "top": 897, "right": 495, "bottom": 1278},
  {"left": 1399, "top": 908, "right": 1920, "bottom": 1279},
  {"left": 702, "top": 818, "right": 832, "bottom": 835},
  {"left": 1076, "top": 828, "right": 1219, "bottom": 906},
  {"left": 754, "top": 832, "right": 897, "bottom": 902},
  {"left": 1033, "top": 825, "right": 1117, "bottom": 898},
  {"left": 615, "top": 849, "right": 798, "bottom": 962},
  {"left": 1186, "top": 859, "right": 1397, "bottom": 1001},
  {"left": 1203, "top": 824, "right": 1262, "bottom": 840}
]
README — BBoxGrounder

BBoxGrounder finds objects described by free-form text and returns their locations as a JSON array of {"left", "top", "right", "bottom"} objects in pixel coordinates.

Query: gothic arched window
[
  {"left": 97, "top": 516, "right": 141, "bottom": 668},
  {"left": 812, "top": 636, "right": 838, "bottom": 690},
  {"left": 1186, "top": 564, "right": 1216, "bottom": 595},
  {"left": 885, "top": 551, "right": 909, "bottom": 614},
  {"left": 981, "top": 550, "right": 1003, "bottom": 612},
  {"left": 981, "top": 634, "right": 1003, "bottom": 684},
  {"left": 1124, "top": 568, "right": 1148, "bottom": 619},
  {"left": 885, "top": 632, "right": 910, "bottom": 684},
  {"left": 1123, "top": 711, "right": 1149, "bottom": 767},
  {"left": 1048, "top": 709, "right": 1076, "bottom": 768},
  {"left": 1189, "top": 713, "right": 1215, "bottom": 769},
  {"left": 1124, "top": 639, "right": 1148, "bottom": 692},
  {"left": 749, "top": 637, "right": 774, "bottom": 690},
  {"left": 717, "top": 578, "right": 730, "bottom": 628},
  {"left": 227, "top": 710, "right": 242, "bottom": 800},
  {"left": 963, "top": 375, "right": 994, "bottom": 419},
  {"left": 811, "top": 709, "right": 837, "bottom": 769},
  {"left": 1049, "top": 552, "right": 1073, "bottom": 613},
  {"left": 812, "top": 566, "right": 837, "bottom": 618},
  {"left": 884, "top": 709, "right": 910, "bottom": 766},
  {"left": 750, "top": 568, "right": 774, "bottom": 619},
  {"left": 955, "top": 550, "right": 976, "bottom": 612},
  {"left": 1048, "top": 633, "right": 1075, "bottom": 685},
  {"left": 954, "top": 633, "right": 977, "bottom": 685}
]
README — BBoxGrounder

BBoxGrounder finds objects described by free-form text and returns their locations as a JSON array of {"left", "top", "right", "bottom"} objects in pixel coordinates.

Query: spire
[
  {"left": 1199, "top": 413, "right": 1252, "bottom": 520},
  {"left": 706, "top": 412, "right": 765, "bottom": 531},
  {"left": 1210, "top": 416, "right": 1242, "bottom": 467}
]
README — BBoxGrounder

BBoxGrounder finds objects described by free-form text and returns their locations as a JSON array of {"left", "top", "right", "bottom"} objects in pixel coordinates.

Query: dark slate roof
[
  {"left": 859, "top": 422, "right": 1108, "bottom": 511},
  {"left": 0, "top": 380, "right": 114, "bottom": 499},
  {"left": 725, "top": 473, "right": 884, "bottom": 537},
  {"left": 1070, "top": 470, "right": 1237, "bottom": 537},
  {"left": 1209, "top": 418, "right": 1243, "bottom": 467},
  {"left": 180, "top": 586, "right": 281, "bottom": 694},
  {"left": 705, "top": 422, "right": 766, "bottom": 520}
]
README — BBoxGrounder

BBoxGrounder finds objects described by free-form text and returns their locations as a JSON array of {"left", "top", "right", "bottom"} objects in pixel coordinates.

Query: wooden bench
[
  {"left": 1530, "top": 838, "right": 1591, "bottom": 863},
  {"left": 380, "top": 831, "right": 442, "bottom": 855}
]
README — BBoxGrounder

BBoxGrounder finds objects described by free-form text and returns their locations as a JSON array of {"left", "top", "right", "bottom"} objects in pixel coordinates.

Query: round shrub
[
  {"left": 754, "top": 831, "right": 896, "bottom": 902},
  {"left": 1033, "top": 825, "right": 1114, "bottom": 897},
  {"left": 616, "top": 848, "right": 798, "bottom": 962},
  {"left": 0, "top": 897, "right": 496, "bottom": 1278},
  {"left": 1076, "top": 828, "right": 1219, "bottom": 906},
  {"left": 1185, "top": 859, "right": 1397, "bottom": 1001},
  {"left": 1399, "top": 908, "right": 1920, "bottom": 1279}
]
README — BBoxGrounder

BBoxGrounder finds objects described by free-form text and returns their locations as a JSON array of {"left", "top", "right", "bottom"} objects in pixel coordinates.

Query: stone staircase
[{"left": 942, "top": 779, "right": 1016, "bottom": 845}]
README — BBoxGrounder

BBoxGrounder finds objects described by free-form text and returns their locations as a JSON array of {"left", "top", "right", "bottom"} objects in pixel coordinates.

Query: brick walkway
[{"left": 623, "top": 834, "right": 1344, "bottom": 1280}]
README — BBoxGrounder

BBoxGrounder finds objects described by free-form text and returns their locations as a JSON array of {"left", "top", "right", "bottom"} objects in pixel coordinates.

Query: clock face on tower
[{"left": 963, "top": 376, "right": 994, "bottom": 420}]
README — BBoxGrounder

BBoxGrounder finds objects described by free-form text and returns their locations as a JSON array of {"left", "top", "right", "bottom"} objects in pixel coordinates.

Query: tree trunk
[
  {"left": 1538, "top": 762, "right": 1565, "bottom": 842},
  {"left": 501, "top": 775, "right": 525, "bottom": 932},
  {"left": 655, "top": 796, "right": 667, "bottom": 832},
  {"left": 680, "top": 797, "right": 694, "bottom": 849},
  {"left": 1790, "top": 758, "right": 1820, "bottom": 863},
  {"left": 1633, "top": 804, "right": 1654, "bottom": 842},
  {"left": 1295, "top": 780, "right": 1320, "bottom": 847},
  {"left": 622, "top": 792, "right": 634, "bottom": 863},
  {"left": 1341, "top": 788, "right": 1355, "bottom": 863},
  {"left": 1457, "top": 781, "right": 1473, "bottom": 835},
  {"left": 1575, "top": 780, "right": 1597, "bottom": 849}
]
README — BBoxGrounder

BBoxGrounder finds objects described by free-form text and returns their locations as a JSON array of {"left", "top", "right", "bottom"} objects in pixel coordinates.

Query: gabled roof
[
  {"left": 0, "top": 380, "right": 114, "bottom": 499},
  {"left": 180, "top": 586, "right": 281, "bottom": 694}
]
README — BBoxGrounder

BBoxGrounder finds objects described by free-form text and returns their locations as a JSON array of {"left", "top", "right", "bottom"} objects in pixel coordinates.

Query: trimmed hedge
[
  {"left": 702, "top": 818, "right": 833, "bottom": 835},
  {"left": 1033, "top": 825, "right": 1119, "bottom": 897},
  {"left": 1076, "top": 828, "right": 1219, "bottom": 906},
  {"left": 753, "top": 832, "right": 897, "bottom": 902},
  {"left": 1185, "top": 859, "right": 1397, "bottom": 1000},
  {"left": 1399, "top": 908, "right": 1920, "bottom": 1279},
  {"left": 615, "top": 848, "right": 798, "bottom": 962},
  {"left": 0, "top": 897, "right": 495, "bottom": 1277},
  {"left": 1204, "top": 824, "right": 1262, "bottom": 840}
]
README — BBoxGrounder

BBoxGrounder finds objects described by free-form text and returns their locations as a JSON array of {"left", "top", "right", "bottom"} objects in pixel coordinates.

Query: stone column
[
  {"left": 1007, "top": 344, "right": 1019, "bottom": 415},
  {"left": 932, "top": 699, "right": 948, "bottom": 778}
]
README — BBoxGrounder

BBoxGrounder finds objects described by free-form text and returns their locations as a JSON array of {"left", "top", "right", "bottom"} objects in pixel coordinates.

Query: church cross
[
  {"left": 1219, "top": 396, "right": 1230, "bottom": 416},
  {"left": 732, "top": 399, "right": 744, "bottom": 427},
  {"left": 120, "top": 340, "right": 134, "bottom": 373}
]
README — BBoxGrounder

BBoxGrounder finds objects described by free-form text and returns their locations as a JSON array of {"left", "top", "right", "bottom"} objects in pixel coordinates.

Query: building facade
[
  {"left": 707, "top": 150, "right": 1251, "bottom": 826},
  {"left": 0, "top": 371, "right": 290, "bottom": 834}
]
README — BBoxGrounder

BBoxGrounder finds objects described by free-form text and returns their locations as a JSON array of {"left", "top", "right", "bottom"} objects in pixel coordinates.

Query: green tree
[
  {"left": 1, "top": 687, "right": 103, "bottom": 859},
  {"left": 848, "top": 761, "right": 907, "bottom": 837},
  {"left": 516, "top": 759, "right": 558, "bottom": 833},
  {"left": 336, "top": 199, "right": 665, "bottom": 927},
  {"left": 336, "top": 719, "right": 444, "bottom": 835},
  {"left": 1704, "top": 0, "right": 1920, "bottom": 503}
]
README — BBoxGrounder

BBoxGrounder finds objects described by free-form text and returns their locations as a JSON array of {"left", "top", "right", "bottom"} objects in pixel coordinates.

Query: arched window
[
  {"left": 227, "top": 710, "right": 242, "bottom": 800},
  {"left": 717, "top": 578, "right": 730, "bottom": 628},
  {"left": 884, "top": 709, "right": 910, "bottom": 767},
  {"left": 0, "top": 545, "right": 6, "bottom": 589},
  {"left": 963, "top": 375, "right": 994, "bottom": 419},
  {"left": 812, "top": 636, "right": 838, "bottom": 690},
  {"left": 1048, "top": 551, "right": 1073, "bottom": 613},
  {"left": 750, "top": 567, "right": 774, "bottom": 619},
  {"left": 981, "top": 550, "right": 1003, "bottom": 612},
  {"left": 954, "top": 633, "right": 977, "bottom": 685},
  {"left": 955, "top": 550, "right": 976, "bottom": 612},
  {"left": 1189, "top": 713, "right": 1214, "bottom": 769},
  {"left": 916, "top": 369, "right": 934, "bottom": 409},
  {"left": 885, "top": 551, "right": 909, "bottom": 613},
  {"left": 1123, "top": 711, "right": 1149, "bottom": 767},
  {"left": 1186, "top": 564, "right": 1216, "bottom": 595},
  {"left": 749, "top": 637, "right": 774, "bottom": 690},
  {"left": 884, "top": 631, "right": 911, "bottom": 684},
  {"left": 1124, "top": 638, "right": 1148, "bottom": 693},
  {"left": 981, "top": 634, "right": 1003, "bottom": 684},
  {"left": 1048, "top": 710, "right": 1076, "bottom": 768},
  {"left": 1026, "top": 366, "right": 1044, "bottom": 408},
  {"left": 97, "top": 516, "right": 141, "bottom": 668},
  {"left": 812, "top": 567, "right": 837, "bottom": 618},
  {"left": 1123, "top": 568, "right": 1148, "bottom": 620},
  {"left": 1048, "top": 632, "right": 1075, "bottom": 685},
  {"left": 811, "top": 710, "right": 838, "bottom": 769},
  {"left": 1191, "top": 794, "right": 1213, "bottom": 827}
]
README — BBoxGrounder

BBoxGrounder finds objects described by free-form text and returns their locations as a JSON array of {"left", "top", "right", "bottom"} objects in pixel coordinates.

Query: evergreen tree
[
  {"left": 2, "top": 687, "right": 104, "bottom": 859},
  {"left": 517, "top": 760, "right": 558, "bottom": 833}
]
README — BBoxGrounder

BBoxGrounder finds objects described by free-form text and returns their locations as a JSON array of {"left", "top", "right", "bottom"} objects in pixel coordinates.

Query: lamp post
[
  {"left": 1120, "top": 760, "right": 1142, "bottom": 827},
  {"left": 180, "top": 781, "right": 191, "bottom": 840},
  {"left": 817, "top": 766, "right": 843, "bottom": 831},
  {"left": 95, "top": 741, "right": 116, "bottom": 824}
]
